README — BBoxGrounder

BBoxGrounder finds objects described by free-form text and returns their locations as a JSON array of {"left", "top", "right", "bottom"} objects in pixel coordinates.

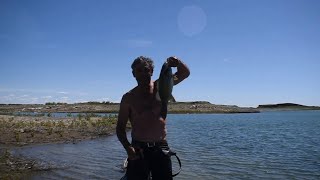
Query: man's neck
[{"left": 137, "top": 81, "right": 153, "bottom": 95}]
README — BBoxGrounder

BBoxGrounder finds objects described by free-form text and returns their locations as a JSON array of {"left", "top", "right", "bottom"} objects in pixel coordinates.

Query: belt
[{"left": 132, "top": 140, "right": 168, "bottom": 148}]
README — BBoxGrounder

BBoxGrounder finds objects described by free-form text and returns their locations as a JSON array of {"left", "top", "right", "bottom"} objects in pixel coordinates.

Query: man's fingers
[{"left": 128, "top": 155, "right": 139, "bottom": 160}]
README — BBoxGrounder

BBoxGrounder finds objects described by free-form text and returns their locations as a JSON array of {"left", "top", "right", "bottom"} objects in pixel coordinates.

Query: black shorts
[{"left": 126, "top": 141, "right": 173, "bottom": 180}]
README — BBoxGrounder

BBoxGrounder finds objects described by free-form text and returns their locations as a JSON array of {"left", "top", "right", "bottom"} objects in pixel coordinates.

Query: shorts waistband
[{"left": 132, "top": 140, "right": 168, "bottom": 148}]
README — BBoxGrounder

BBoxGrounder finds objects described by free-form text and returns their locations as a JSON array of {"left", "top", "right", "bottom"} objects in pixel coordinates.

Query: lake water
[{"left": 12, "top": 111, "right": 320, "bottom": 179}]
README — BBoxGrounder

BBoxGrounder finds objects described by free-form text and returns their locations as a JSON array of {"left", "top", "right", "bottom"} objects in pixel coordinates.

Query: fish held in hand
[{"left": 156, "top": 62, "right": 175, "bottom": 119}]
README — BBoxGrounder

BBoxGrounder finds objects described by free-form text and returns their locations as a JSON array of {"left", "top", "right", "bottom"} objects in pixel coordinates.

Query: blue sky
[{"left": 1, "top": 0, "right": 319, "bottom": 107}]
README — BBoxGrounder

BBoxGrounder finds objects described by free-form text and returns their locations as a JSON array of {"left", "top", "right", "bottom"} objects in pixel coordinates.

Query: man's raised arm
[{"left": 167, "top": 56, "right": 190, "bottom": 85}]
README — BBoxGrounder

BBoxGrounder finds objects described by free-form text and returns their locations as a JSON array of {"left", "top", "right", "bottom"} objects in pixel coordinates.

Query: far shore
[
  {"left": 1, "top": 102, "right": 319, "bottom": 115},
  {"left": 0, "top": 101, "right": 260, "bottom": 114}
]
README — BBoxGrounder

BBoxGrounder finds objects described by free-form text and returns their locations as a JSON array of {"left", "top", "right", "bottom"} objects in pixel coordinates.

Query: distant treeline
[
  {"left": 169, "top": 101, "right": 211, "bottom": 104},
  {"left": 1, "top": 101, "right": 208, "bottom": 106},
  {"left": 45, "top": 102, "right": 68, "bottom": 105},
  {"left": 44, "top": 101, "right": 117, "bottom": 105},
  {"left": 81, "top": 101, "right": 117, "bottom": 105},
  {"left": 0, "top": 104, "right": 42, "bottom": 106}
]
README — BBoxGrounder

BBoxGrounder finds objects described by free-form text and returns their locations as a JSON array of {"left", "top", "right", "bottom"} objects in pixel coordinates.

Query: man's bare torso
[{"left": 124, "top": 81, "right": 167, "bottom": 142}]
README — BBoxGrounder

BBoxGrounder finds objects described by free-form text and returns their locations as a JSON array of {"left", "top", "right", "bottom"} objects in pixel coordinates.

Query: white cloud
[
  {"left": 60, "top": 97, "right": 69, "bottom": 102},
  {"left": 0, "top": 87, "right": 87, "bottom": 96},
  {"left": 100, "top": 97, "right": 110, "bottom": 101},
  {"left": 0, "top": 87, "right": 93, "bottom": 104},
  {"left": 30, "top": 97, "right": 39, "bottom": 104},
  {"left": 42, "top": 96, "right": 52, "bottom": 99},
  {"left": 113, "top": 97, "right": 122, "bottom": 103}
]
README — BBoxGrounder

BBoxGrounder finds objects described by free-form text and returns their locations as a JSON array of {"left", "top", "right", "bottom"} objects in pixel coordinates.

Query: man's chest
[{"left": 130, "top": 95, "right": 161, "bottom": 116}]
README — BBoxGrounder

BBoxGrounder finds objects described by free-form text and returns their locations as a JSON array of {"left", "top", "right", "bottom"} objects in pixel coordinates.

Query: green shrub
[
  {"left": 14, "top": 132, "right": 20, "bottom": 142},
  {"left": 77, "top": 114, "right": 83, "bottom": 120}
]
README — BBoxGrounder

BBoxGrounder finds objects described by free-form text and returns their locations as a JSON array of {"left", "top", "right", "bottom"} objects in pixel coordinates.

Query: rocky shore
[{"left": 0, "top": 114, "right": 119, "bottom": 146}]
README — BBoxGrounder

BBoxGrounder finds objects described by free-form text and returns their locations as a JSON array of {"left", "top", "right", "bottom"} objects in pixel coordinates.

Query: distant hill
[
  {"left": 258, "top": 103, "right": 320, "bottom": 111},
  {"left": 0, "top": 101, "right": 259, "bottom": 114}
]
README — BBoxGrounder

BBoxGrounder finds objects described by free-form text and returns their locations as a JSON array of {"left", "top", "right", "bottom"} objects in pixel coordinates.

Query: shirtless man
[{"left": 116, "top": 56, "right": 190, "bottom": 180}]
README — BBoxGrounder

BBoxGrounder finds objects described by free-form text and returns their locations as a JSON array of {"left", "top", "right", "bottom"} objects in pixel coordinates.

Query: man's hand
[
  {"left": 166, "top": 56, "right": 181, "bottom": 67},
  {"left": 126, "top": 146, "right": 141, "bottom": 160},
  {"left": 166, "top": 56, "right": 190, "bottom": 85}
]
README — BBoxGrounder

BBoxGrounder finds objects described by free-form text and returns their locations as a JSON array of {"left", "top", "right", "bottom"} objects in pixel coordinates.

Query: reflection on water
[{"left": 13, "top": 111, "right": 320, "bottom": 179}]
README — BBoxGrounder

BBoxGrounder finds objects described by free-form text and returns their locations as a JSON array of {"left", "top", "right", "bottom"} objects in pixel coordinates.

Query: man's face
[{"left": 133, "top": 62, "right": 153, "bottom": 86}]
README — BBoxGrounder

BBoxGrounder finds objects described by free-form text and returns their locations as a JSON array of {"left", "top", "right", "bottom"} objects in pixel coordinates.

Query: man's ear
[{"left": 132, "top": 70, "right": 135, "bottom": 77}]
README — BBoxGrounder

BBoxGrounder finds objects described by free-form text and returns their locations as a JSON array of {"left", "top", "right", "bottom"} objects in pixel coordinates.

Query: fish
[{"left": 156, "top": 61, "right": 175, "bottom": 119}]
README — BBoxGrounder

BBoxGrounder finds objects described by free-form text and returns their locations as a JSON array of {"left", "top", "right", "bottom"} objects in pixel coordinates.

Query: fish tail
[{"left": 160, "top": 102, "right": 168, "bottom": 119}]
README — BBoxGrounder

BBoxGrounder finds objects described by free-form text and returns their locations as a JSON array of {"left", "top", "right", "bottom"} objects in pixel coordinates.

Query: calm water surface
[{"left": 12, "top": 111, "right": 320, "bottom": 179}]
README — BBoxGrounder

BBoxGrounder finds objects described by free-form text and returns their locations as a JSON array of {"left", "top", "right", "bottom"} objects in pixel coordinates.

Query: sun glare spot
[{"left": 178, "top": 5, "right": 207, "bottom": 37}]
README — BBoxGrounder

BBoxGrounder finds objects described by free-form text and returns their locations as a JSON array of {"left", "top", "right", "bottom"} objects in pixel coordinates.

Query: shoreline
[
  {"left": 0, "top": 114, "right": 121, "bottom": 179},
  {"left": 0, "top": 114, "right": 120, "bottom": 146}
]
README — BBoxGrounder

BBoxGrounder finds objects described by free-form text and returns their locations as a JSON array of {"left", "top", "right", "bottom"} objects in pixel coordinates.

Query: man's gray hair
[{"left": 131, "top": 56, "right": 154, "bottom": 71}]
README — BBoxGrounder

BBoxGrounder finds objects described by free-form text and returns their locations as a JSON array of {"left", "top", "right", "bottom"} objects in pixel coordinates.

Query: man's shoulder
[
  {"left": 121, "top": 87, "right": 137, "bottom": 102},
  {"left": 126, "top": 86, "right": 138, "bottom": 96},
  {"left": 122, "top": 91, "right": 132, "bottom": 99}
]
